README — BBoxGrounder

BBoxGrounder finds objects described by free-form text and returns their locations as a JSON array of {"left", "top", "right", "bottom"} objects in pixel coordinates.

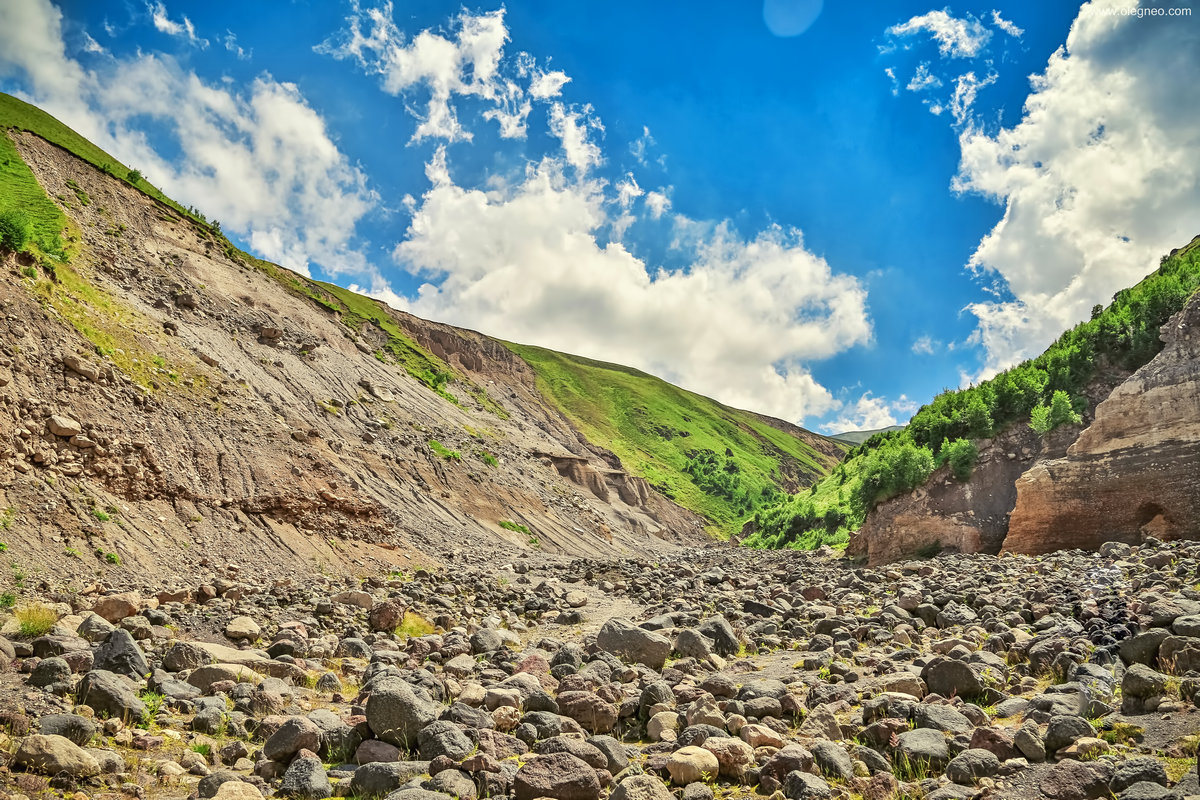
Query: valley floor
[{"left": 0, "top": 541, "right": 1198, "bottom": 800}]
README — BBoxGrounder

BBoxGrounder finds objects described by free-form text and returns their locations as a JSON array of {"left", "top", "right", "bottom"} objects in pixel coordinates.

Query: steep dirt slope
[
  {"left": 0, "top": 129, "right": 713, "bottom": 589},
  {"left": 1003, "top": 288, "right": 1200, "bottom": 553}
]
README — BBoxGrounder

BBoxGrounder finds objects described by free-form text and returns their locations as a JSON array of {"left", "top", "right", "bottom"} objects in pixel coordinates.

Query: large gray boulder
[
  {"left": 349, "top": 762, "right": 431, "bottom": 799},
  {"left": 921, "top": 657, "right": 984, "bottom": 699},
  {"left": 417, "top": 720, "right": 474, "bottom": 761},
  {"left": 697, "top": 616, "right": 740, "bottom": 656},
  {"left": 14, "top": 734, "right": 100, "bottom": 777},
  {"left": 263, "top": 716, "right": 322, "bottom": 763},
  {"left": 36, "top": 714, "right": 97, "bottom": 747},
  {"left": 76, "top": 670, "right": 146, "bottom": 722},
  {"left": 279, "top": 752, "right": 333, "bottom": 799},
  {"left": 92, "top": 628, "right": 149, "bottom": 680},
  {"left": 895, "top": 728, "right": 949, "bottom": 769},
  {"left": 365, "top": 678, "right": 440, "bottom": 749},
  {"left": 596, "top": 618, "right": 671, "bottom": 670}
]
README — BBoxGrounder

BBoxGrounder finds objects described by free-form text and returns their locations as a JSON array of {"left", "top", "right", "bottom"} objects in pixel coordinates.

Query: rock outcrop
[
  {"left": 1003, "top": 290, "right": 1200, "bottom": 554},
  {"left": 846, "top": 425, "right": 1073, "bottom": 566}
]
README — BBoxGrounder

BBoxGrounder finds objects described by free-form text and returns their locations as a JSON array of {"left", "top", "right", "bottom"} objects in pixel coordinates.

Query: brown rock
[
  {"left": 47, "top": 415, "right": 83, "bottom": 438},
  {"left": 368, "top": 599, "right": 406, "bottom": 632},
  {"left": 91, "top": 592, "right": 142, "bottom": 623},
  {"left": 555, "top": 691, "right": 617, "bottom": 733},
  {"left": 513, "top": 752, "right": 601, "bottom": 800}
]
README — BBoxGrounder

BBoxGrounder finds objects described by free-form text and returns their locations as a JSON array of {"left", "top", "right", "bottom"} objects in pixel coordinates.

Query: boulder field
[{"left": 0, "top": 540, "right": 1198, "bottom": 800}]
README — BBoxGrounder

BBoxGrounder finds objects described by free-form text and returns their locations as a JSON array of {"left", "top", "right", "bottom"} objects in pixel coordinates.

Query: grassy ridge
[
  {"left": 0, "top": 93, "right": 209, "bottom": 229},
  {"left": 504, "top": 343, "right": 844, "bottom": 536},
  {"left": 3, "top": 90, "right": 837, "bottom": 531},
  {"left": 0, "top": 92, "right": 502, "bottom": 413},
  {"left": 746, "top": 237, "right": 1200, "bottom": 551}
]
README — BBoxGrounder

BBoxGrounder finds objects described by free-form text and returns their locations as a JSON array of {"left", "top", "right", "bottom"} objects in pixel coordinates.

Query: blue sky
[{"left": 1, "top": 1, "right": 1198, "bottom": 432}]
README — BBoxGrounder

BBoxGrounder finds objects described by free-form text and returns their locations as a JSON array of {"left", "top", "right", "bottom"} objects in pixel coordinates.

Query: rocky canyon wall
[{"left": 1003, "top": 290, "right": 1200, "bottom": 554}]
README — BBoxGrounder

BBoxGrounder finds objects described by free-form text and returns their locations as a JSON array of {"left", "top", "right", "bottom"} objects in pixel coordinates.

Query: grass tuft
[
  {"left": 15, "top": 603, "right": 58, "bottom": 637},
  {"left": 394, "top": 612, "right": 435, "bottom": 640}
]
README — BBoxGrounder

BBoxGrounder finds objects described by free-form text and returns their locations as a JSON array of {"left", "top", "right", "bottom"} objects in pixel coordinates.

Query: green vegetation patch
[
  {"left": 32, "top": 259, "right": 210, "bottom": 395},
  {"left": 428, "top": 439, "right": 461, "bottom": 461},
  {"left": 0, "top": 127, "right": 69, "bottom": 256},
  {"left": 746, "top": 238, "right": 1200, "bottom": 551},
  {"left": 499, "top": 519, "right": 530, "bottom": 534},
  {"left": 503, "top": 342, "right": 843, "bottom": 537}
]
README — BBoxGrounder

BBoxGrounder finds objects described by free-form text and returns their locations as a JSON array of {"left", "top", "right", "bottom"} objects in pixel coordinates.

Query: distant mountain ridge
[{"left": 827, "top": 425, "right": 904, "bottom": 446}]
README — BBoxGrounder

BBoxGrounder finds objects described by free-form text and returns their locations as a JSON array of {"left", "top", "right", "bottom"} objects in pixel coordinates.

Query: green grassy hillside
[
  {"left": 745, "top": 236, "right": 1200, "bottom": 550},
  {"left": 504, "top": 343, "right": 845, "bottom": 537}
]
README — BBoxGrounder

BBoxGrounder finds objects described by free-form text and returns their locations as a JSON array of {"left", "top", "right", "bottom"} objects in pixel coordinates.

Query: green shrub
[
  {"left": 0, "top": 207, "right": 32, "bottom": 252},
  {"left": 428, "top": 440, "right": 461, "bottom": 461},
  {"left": 103, "top": 551, "right": 120, "bottom": 565},
  {"left": 939, "top": 438, "right": 978, "bottom": 481},
  {"left": 0, "top": 592, "right": 15, "bottom": 608},
  {"left": 1030, "top": 390, "right": 1083, "bottom": 434},
  {"left": 481, "top": 452, "right": 498, "bottom": 467},
  {"left": 853, "top": 440, "right": 934, "bottom": 515},
  {"left": 499, "top": 520, "right": 531, "bottom": 535}
]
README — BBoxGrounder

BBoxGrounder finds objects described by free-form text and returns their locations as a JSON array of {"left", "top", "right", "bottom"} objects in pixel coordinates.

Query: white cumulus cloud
[
  {"left": 822, "top": 392, "right": 915, "bottom": 434},
  {"left": 317, "top": 4, "right": 512, "bottom": 142},
  {"left": 386, "top": 148, "right": 871, "bottom": 423},
  {"left": 529, "top": 69, "right": 570, "bottom": 99},
  {"left": 954, "top": 0, "right": 1200, "bottom": 376}
]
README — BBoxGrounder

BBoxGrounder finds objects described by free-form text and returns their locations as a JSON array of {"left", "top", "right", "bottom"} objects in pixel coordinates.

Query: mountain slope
[
  {"left": 504, "top": 343, "right": 845, "bottom": 536},
  {"left": 0, "top": 94, "right": 840, "bottom": 585}
]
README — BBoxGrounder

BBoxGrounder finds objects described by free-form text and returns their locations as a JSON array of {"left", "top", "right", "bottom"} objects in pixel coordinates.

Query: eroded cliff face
[
  {"left": 1002, "top": 291, "right": 1200, "bottom": 554},
  {"left": 846, "top": 425, "right": 1077, "bottom": 566},
  {"left": 0, "top": 130, "right": 710, "bottom": 587}
]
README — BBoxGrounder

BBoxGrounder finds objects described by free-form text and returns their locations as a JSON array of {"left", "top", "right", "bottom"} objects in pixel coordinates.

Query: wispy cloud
[
  {"left": 888, "top": 9, "right": 991, "bottom": 59},
  {"left": 223, "top": 31, "right": 251, "bottom": 61},
  {"left": 906, "top": 63, "right": 943, "bottom": 92},
  {"left": 911, "top": 335, "right": 937, "bottom": 355},
  {"left": 990, "top": 10, "right": 1024, "bottom": 39},
  {"left": 147, "top": 1, "right": 208, "bottom": 48},
  {"left": 81, "top": 32, "right": 106, "bottom": 55}
]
